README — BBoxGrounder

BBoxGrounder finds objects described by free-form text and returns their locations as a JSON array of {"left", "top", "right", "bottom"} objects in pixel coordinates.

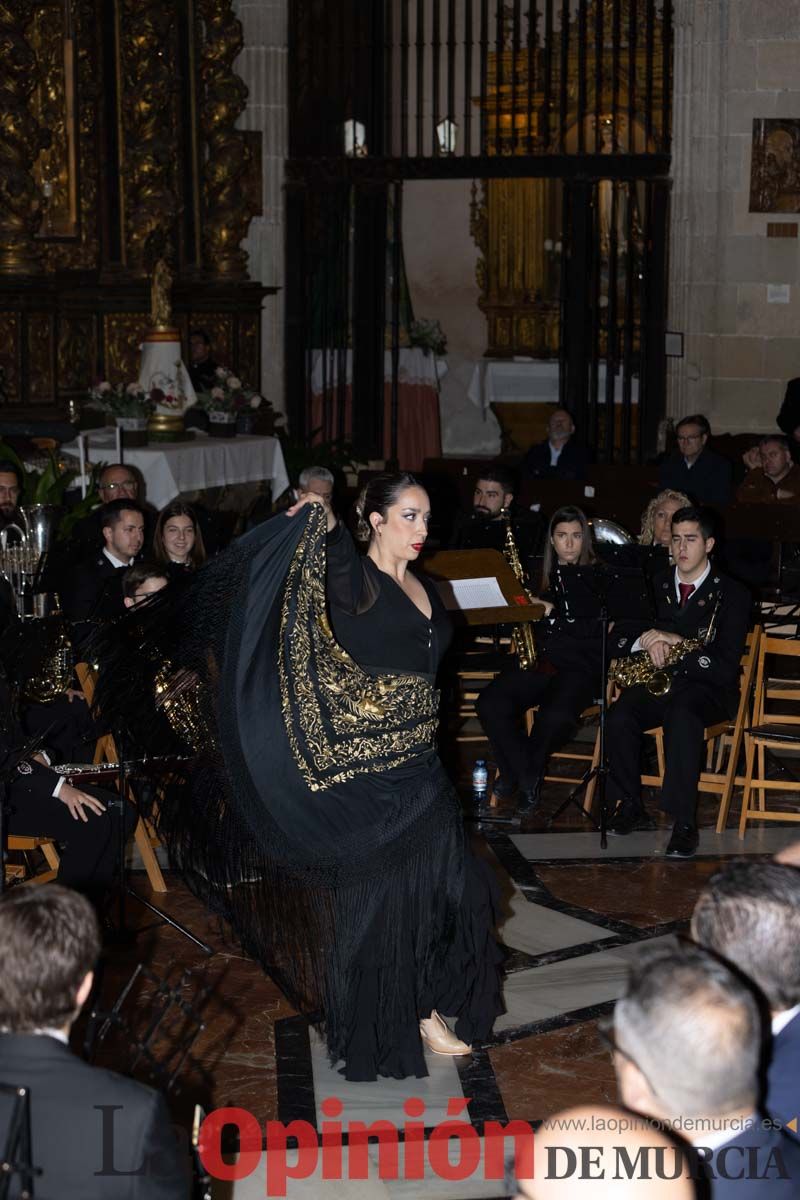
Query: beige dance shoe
[{"left": 419, "top": 1010, "right": 472, "bottom": 1056}]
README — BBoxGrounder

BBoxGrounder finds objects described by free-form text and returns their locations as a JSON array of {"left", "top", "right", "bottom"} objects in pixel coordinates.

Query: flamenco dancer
[{"left": 101, "top": 474, "right": 504, "bottom": 1081}]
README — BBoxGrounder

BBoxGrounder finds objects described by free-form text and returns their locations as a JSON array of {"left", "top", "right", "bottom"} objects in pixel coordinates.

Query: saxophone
[
  {"left": 500, "top": 508, "right": 538, "bottom": 671},
  {"left": 612, "top": 593, "right": 721, "bottom": 697}
]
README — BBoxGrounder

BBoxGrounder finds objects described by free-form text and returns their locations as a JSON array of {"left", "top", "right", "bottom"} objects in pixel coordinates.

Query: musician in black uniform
[
  {"left": 449, "top": 465, "right": 545, "bottom": 570},
  {"left": 0, "top": 669, "right": 135, "bottom": 897},
  {"left": 476, "top": 505, "right": 601, "bottom": 816},
  {"left": 607, "top": 506, "right": 751, "bottom": 858}
]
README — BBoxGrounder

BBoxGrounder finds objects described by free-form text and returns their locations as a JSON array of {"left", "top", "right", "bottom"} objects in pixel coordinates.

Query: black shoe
[
  {"left": 665, "top": 822, "right": 699, "bottom": 858},
  {"left": 608, "top": 799, "right": 656, "bottom": 836},
  {"left": 517, "top": 780, "right": 542, "bottom": 817}
]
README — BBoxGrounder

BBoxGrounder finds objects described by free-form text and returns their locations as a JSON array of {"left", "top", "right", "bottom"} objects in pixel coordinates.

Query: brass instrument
[
  {"left": 500, "top": 507, "right": 538, "bottom": 670},
  {"left": 23, "top": 608, "right": 74, "bottom": 704},
  {"left": 612, "top": 593, "right": 721, "bottom": 697}
]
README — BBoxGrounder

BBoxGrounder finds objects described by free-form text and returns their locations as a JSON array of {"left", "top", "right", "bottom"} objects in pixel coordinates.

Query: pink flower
[
  {"left": 250, "top": 395, "right": 262, "bottom": 409},
  {"left": 211, "top": 387, "right": 224, "bottom": 400},
  {"left": 98, "top": 381, "right": 112, "bottom": 393},
  {"left": 227, "top": 376, "right": 241, "bottom": 390},
  {"left": 215, "top": 366, "right": 227, "bottom": 379}
]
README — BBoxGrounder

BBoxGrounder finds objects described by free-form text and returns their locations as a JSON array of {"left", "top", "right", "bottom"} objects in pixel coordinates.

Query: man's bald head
[{"left": 514, "top": 1104, "right": 694, "bottom": 1199}]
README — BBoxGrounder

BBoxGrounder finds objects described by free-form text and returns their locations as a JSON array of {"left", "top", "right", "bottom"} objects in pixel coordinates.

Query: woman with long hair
[
  {"left": 477, "top": 505, "right": 604, "bottom": 817},
  {"left": 639, "top": 490, "right": 691, "bottom": 550},
  {"left": 153, "top": 502, "right": 206, "bottom": 576},
  {"left": 112, "top": 472, "right": 503, "bottom": 1082}
]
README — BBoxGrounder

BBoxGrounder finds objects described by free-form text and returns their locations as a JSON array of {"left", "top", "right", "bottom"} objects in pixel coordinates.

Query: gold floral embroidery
[{"left": 279, "top": 506, "right": 439, "bottom": 791}]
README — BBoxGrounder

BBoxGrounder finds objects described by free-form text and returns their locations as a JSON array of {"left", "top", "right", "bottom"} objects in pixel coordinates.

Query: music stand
[
  {"left": 544, "top": 564, "right": 654, "bottom": 849},
  {"left": 55, "top": 750, "right": 212, "bottom": 954},
  {"left": 0, "top": 1083, "right": 39, "bottom": 1199}
]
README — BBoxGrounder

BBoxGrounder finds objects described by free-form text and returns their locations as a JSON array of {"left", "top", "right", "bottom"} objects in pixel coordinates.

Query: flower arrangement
[
  {"left": 194, "top": 367, "right": 264, "bottom": 415},
  {"left": 87, "top": 381, "right": 154, "bottom": 419},
  {"left": 409, "top": 318, "right": 447, "bottom": 357}
]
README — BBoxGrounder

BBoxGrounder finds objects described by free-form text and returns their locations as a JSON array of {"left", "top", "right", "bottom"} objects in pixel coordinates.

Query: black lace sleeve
[{"left": 326, "top": 522, "right": 374, "bottom": 614}]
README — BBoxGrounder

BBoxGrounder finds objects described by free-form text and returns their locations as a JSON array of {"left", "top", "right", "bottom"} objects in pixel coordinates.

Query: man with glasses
[
  {"left": 658, "top": 413, "right": 732, "bottom": 507},
  {"left": 609, "top": 939, "right": 800, "bottom": 1198}
]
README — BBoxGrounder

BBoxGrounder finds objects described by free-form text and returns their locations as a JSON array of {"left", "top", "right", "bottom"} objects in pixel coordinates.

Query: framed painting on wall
[{"left": 749, "top": 119, "right": 800, "bottom": 214}]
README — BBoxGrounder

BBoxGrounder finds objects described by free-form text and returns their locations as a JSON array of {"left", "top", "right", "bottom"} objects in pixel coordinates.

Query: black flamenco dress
[{"left": 96, "top": 504, "right": 503, "bottom": 1081}]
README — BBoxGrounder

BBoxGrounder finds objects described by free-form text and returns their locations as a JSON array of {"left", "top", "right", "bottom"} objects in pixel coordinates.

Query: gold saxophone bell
[
  {"left": 500, "top": 508, "right": 538, "bottom": 671},
  {"left": 611, "top": 593, "right": 722, "bottom": 697}
]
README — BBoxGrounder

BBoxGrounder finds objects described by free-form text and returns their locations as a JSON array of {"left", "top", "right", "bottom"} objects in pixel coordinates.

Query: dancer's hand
[{"left": 286, "top": 492, "right": 337, "bottom": 532}]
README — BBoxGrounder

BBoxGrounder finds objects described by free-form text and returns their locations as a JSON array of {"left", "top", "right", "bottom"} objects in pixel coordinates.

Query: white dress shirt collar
[
  {"left": 772, "top": 1003, "right": 800, "bottom": 1037},
  {"left": 674, "top": 560, "right": 711, "bottom": 602},
  {"left": 103, "top": 547, "right": 132, "bottom": 569}
]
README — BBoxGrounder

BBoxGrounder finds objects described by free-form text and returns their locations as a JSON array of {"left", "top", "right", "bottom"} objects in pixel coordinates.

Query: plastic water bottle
[{"left": 472, "top": 759, "right": 488, "bottom": 807}]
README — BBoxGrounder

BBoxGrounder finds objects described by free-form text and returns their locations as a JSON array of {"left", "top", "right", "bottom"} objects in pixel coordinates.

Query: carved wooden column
[
  {"left": 196, "top": 0, "right": 254, "bottom": 279},
  {"left": 0, "top": 0, "right": 47, "bottom": 274},
  {"left": 119, "top": 0, "right": 180, "bottom": 273}
]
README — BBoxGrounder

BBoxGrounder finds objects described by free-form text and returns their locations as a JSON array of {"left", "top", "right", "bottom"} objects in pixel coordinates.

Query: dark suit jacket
[
  {"left": 0, "top": 1033, "right": 189, "bottom": 1198},
  {"left": 0, "top": 672, "right": 65, "bottom": 808},
  {"left": 767, "top": 1011, "right": 800, "bottom": 1138},
  {"left": 521, "top": 437, "right": 590, "bottom": 480},
  {"left": 658, "top": 447, "right": 733, "bottom": 507},
  {"left": 61, "top": 552, "right": 129, "bottom": 629},
  {"left": 614, "top": 565, "right": 751, "bottom": 712},
  {"left": 697, "top": 1121, "right": 800, "bottom": 1198}
]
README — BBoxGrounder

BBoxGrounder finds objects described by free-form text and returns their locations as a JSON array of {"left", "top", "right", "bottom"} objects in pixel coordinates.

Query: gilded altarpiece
[{"left": 0, "top": 0, "right": 269, "bottom": 416}]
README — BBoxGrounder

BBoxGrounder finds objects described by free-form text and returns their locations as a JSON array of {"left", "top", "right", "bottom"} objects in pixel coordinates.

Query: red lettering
[
  {"left": 198, "top": 1107, "right": 261, "bottom": 1182},
  {"left": 265, "top": 1120, "right": 318, "bottom": 1197},
  {"left": 427, "top": 1121, "right": 481, "bottom": 1181},
  {"left": 483, "top": 1120, "right": 535, "bottom": 1181}
]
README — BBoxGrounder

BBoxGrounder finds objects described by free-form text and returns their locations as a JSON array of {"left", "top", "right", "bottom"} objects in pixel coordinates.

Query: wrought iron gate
[{"left": 286, "top": 0, "right": 672, "bottom": 464}]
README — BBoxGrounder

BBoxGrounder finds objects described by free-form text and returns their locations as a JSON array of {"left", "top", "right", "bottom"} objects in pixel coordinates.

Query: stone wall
[
  {"left": 668, "top": 0, "right": 800, "bottom": 435},
  {"left": 235, "top": 0, "right": 287, "bottom": 415}
]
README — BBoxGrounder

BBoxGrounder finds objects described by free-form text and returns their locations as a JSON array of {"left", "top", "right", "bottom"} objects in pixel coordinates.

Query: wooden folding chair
[
  {"left": 739, "top": 634, "right": 800, "bottom": 838},
  {"left": 634, "top": 628, "right": 761, "bottom": 832},
  {"left": 523, "top": 691, "right": 610, "bottom": 814},
  {"left": 75, "top": 662, "right": 167, "bottom": 892},
  {"left": 5, "top": 836, "right": 60, "bottom": 885}
]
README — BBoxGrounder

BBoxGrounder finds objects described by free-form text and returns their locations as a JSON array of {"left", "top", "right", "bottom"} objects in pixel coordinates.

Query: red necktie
[{"left": 678, "top": 582, "right": 695, "bottom": 608}]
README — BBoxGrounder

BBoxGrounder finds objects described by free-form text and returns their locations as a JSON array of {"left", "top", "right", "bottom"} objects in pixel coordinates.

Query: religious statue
[{"left": 150, "top": 258, "right": 174, "bottom": 329}]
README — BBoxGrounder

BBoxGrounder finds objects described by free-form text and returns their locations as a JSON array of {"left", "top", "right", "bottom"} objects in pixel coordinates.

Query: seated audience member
[
  {"left": 612, "top": 938, "right": 800, "bottom": 1198},
  {"left": 0, "top": 461, "right": 24, "bottom": 534},
  {"left": 691, "top": 862, "right": 800, "bottom": 1137},
  {"left": 510, "top": 1103, "right": 695, "bottom": 1199},
  {"left": 521, "top": 407, "right": 590, "bottom": 481},
  {"left": 0, "top": 886, "right": 188, "bottom": 1198},
  {"left": 187, "top": 327, "right": 219, "bottom": 394},
  {"left": 62, "top": 499, "right": 146, "bottom": 634},
  {"left": 777, "top": 377, "right": 800, "bottom": 462},
  {"left": 153, "top": 502, "right": 206, "bottom": 578},
  {"left": 122, "top": 562, "right": 170, "bottom": 608},
  {"left": 658, "top": 414, "right": 732, "bottom": 507},
  {"left": 606, "top": 506, "right": 750, "bottom": 858},
  {"left": 737, "top": 435, "right": 800, "bottom": 503},
  {"left": 0, "top": 664, "right": 134, "bottom": 897},
  {"left": 449, "top": 465, "right": 545, "bottom": 568},
  {"left": 296, "top": 464, "right": 335, "bottom": 506},
  {"left": 476, "top": 506, "right": 600, "bottom": 818}
]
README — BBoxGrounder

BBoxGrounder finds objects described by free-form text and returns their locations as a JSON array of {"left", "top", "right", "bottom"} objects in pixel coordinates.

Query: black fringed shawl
[{"left": 93, "top": 505, "right": 468, "bottom": 1063}]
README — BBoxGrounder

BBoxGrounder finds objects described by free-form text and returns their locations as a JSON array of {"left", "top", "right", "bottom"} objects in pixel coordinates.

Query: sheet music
[{"left": 435, "top": 576, "right": 508, "bottom": 611}]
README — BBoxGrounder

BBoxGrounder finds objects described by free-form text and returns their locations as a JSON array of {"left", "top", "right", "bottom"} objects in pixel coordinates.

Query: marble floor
[{"left": 76, "top": 755, "right": 800, "bottom": 1200}]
